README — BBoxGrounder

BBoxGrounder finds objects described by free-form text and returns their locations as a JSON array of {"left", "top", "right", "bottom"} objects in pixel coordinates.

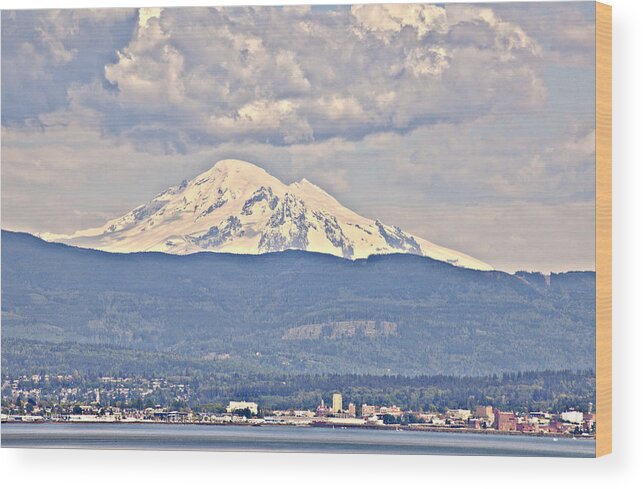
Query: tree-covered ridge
[
  {"left": 1, "top": 352, "right": 595, "bottom": 414},
  {"left": 1, "top": 230, "right": 595, "bottom": 376}
]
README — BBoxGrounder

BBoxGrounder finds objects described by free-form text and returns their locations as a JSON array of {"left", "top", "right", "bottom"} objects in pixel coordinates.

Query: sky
[{"left": 1, "top": 3, "right": 597, "bottom": 272}]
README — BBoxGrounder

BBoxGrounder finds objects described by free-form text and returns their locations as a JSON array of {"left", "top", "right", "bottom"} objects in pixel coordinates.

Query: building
[
  {"left": 348, "top": 402, "right": 356, "bottom": 417},
  {"left": 361, "top": 404, "right": 377, "bottom": 417},
  {"left": 529, "top": 411, "right": 551, "bottom": 420},
  {"left": 293, "top": 410, "right": 315, "bottom": 418},
  {"left": 493, "top": 409, "right": 517, "bottom": 431},
  {"left": 446, "top": 409, "right": 471, "bottom": 421},
  {"left": 332, "top": 393, "right": 343, "bottom": 413},
  {"left": 548, "top": 419, "right": 568, "bottom": 433},
  {"left": 583, "top": 412, "right": 596, "bottom": 431},
  {"left": 475, "top": 405, "right": 494, "bottom": 420},
  {"left": 561, "top": 410, "right": 584, "bottom": 424},
  {"left": 516, "top": 416, "right": 538, "bottom": 433},
  {"left": 226, "top": 401, "right": 258, "bottom": 415},
  {"left": 316, "top": 399, "right": 330, "bottom": 417},
  {"left": 468, "top": 418, "right": 483, "bottom": 429},
  {"left": 379, "top": 405, "right": 403, "bottom": 417}
]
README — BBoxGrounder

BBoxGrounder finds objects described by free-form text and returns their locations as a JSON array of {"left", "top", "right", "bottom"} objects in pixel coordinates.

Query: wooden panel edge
[{"left": 595, "top": 1, "right": 612, "bottom": 458}]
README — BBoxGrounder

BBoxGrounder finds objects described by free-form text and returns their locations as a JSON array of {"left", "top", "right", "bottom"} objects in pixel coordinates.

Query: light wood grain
[{"left": 596, "top": 1, "right": 612, "bottom": 458}]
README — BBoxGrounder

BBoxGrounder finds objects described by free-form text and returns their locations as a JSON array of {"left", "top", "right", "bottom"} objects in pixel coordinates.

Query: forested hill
[{"left": 1, "top": 230, "right": 595, "bottom": 377}]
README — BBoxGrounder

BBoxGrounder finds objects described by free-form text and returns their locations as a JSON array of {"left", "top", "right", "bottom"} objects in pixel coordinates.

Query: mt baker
[{"left": 42, "top": 159, "right": 492, "bottom": 270}]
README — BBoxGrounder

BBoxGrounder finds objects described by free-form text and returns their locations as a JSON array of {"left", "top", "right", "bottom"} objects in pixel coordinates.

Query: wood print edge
[{"left": 596, "top": 0, "right": 612, "bottom": 458}]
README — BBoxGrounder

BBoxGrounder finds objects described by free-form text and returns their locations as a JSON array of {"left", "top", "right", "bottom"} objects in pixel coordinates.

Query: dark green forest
[
  {"left": 1, "top": 365, "right": 595, "bottom": 414},
  {"left": 2, "top": 231, "right": 596, "bottom": 379}
]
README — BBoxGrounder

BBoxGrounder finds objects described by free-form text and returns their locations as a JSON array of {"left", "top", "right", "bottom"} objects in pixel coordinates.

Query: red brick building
[{"left": 493, "top": 409, "right": 517, "bottom": 431}]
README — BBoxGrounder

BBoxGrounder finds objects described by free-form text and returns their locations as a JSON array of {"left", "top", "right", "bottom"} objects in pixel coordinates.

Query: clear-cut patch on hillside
[{"left": 282, "top": 321, "right": 398, "bottom": 340}]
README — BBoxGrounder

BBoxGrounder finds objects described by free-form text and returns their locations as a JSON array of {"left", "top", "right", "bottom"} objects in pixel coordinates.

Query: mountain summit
[{"left": 41, "top": 159, "right": 492, "bottom": 270}]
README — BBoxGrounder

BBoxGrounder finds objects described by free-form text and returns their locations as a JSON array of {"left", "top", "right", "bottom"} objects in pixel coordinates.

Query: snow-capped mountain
[{"left": 41, "top": 159, "right": 492, "bottom": 270}]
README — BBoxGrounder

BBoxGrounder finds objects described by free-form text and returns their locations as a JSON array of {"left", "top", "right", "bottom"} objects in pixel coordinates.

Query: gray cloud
[
  {"left": 1, "top": 9, "right": 137, "bottom": 124},
  {"left": 5, "top": 5, "right": 547, "bottom": 148},
  {"left": 492, "top": 1, "right": 596, "bottom": 67}
]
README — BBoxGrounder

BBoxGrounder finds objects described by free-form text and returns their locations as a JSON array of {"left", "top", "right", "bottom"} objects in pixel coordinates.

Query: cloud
[
  {"left": 565, "top": 130, "right": 596, "bottom": 156},
  {"left": 1, "top": 9, "right": 137, "bottom": 124},
  {"left": 385, "top": 201, "right": 595, "bottom": 273},
  {"left": 491, "top": 2, "right": 596, "bottom": 67},
  {"left": 351, "top": 4, "right": 448, "bottom": 39},
  {"left": 3, "top": 5, "right": 548, "bottom": 149}
]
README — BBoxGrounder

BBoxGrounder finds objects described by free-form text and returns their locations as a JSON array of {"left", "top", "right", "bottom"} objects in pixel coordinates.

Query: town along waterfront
[{"left": 1, "top": 423, "right": 595, "bottom": 457}]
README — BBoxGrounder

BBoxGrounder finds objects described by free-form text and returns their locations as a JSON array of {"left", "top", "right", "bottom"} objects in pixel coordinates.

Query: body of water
[{"left": 1, "top": 423, "right": 595, "bottom": 457}]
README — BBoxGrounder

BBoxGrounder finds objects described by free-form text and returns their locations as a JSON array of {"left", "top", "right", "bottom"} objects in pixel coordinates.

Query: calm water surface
[{"left": 1, "top": 423, "right": 595, "bottom": 457}]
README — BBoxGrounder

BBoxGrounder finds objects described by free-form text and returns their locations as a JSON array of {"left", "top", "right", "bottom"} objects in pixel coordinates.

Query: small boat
[{"left": 553, "top": 438, "right": 559, "bottom": 442}]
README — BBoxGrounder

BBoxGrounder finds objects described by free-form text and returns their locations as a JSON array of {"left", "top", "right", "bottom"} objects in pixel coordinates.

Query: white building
[
  {"left": 446, "top": 409, "right": 472, "bottom": 420},
  {"left": 226, "top": 401, "right": 258, "bottom": 415},
  {"left": 561, "top": 410, "right": 584, "bottom": 424},
  {"left": 293, "top": 410, "right": 316, "bottom": 418}
]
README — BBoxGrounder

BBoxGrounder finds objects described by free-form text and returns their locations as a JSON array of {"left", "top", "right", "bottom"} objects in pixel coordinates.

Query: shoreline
[{"left": 0, "top": 420, "right": 594, "bottom": 440}]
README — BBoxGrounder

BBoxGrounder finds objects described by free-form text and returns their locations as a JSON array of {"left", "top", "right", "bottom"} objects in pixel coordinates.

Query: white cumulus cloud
[{"left": 5, "top": 5, "right": 548, "bottom": 149}]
